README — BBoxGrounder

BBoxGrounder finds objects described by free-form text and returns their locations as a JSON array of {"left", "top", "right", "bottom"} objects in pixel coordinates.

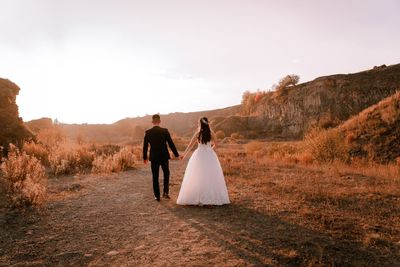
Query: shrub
[
  {"left": 23, "top": 141, "right": 50, "bottom": 166},
  {"left": 241, "top": 90, "right": 269, "bottom": 115},
  {"left": 90, "top": 144, "right": 120, "bottom": 156},
  {"left": 92, "top": 155, "right": 114, "bottom": 174},
  {"left": 92, "top": 146, "right": 136, "bottom": 174},
  {"left": 230, "top": 132, "right": 243, "bottom": 140},
  {"left": 0, "top": 144, "right": 47, "bottom": 208},
  {"left": 275, "top": 74, "right": 300, "bottom": 92},
  {"left": 304, "top": 127, "right": 349, "bottom": 163},
  {"left": 49, "top": 144, "right": 95, "bottom": 175}
]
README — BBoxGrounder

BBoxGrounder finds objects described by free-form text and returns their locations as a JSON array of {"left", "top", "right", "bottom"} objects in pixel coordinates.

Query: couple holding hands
[{"left": 143, "top": 114, "right": 230, "bottom": 206}]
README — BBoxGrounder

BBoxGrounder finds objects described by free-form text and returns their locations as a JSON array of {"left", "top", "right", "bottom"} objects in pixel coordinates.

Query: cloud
[{"left": 292, "top": 58, "right": 301, "bottom": 64}]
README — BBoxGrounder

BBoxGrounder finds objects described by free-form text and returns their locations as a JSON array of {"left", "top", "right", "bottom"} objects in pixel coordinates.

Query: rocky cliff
[
  {"left": 214, "top": 64, "right": 400, "bottom": 138},
  {"left": 0, "top": 78, "right": 33, "bottom": 156}
]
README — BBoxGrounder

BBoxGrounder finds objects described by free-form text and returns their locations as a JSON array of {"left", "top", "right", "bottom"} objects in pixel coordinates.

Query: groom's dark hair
[{"left": 152, "top": 114, "right": 161, "bottom": 122}]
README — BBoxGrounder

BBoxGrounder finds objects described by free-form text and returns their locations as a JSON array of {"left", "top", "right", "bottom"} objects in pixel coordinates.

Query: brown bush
[
  {"left": 49, "top": 144, "right": 95, "bottom": 175},
  {"left": 230, "top": 132, "right": 243, "bottom": 140},
  {"left": 241, "top": 90, "right": 270, "bottom": 115},
  {"left": 92, "top": 146, "right": 136, "bottom": 174},
  {"left": 0, "top": 144, "right": 47, "bottom": 208},
  {"left": 90, "top": 144, "right": 120, "bottom": 156},
  {"left": 304, "top": 127, "right": 349, "bottom": 163},
  {"left": 23, "top": 141, "right": 50, "bottom": 166}
]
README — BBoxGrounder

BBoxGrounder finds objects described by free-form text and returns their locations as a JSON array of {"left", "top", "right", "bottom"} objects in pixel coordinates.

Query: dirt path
[{"left": 0, "top": 161, "right": 398, "bottom": 266}]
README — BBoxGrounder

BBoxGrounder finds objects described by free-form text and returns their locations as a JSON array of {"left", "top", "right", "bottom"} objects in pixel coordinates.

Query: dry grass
[
  {"left": 92, "top": 146, "right": 136, "bottom": 174},
  {"left": 217, "top": 142, "right": 400, "bottom": 264},
  {"left": 48, "top": 144, "right": 95, "bottom": 175},
  {"left": 25, "top": 127, "right": 138, "bottom": 176},
  {"left": 303, "top": 127, "right": 349, "bottom": 163},
  {"left": 246, "top": 140, "right": 301, "bottom": 159},
  {"left": 0, "top": 144, "right": 47, "bottom": 208},
  {"left": 23, "top": 141, "right": 50, "bottom": 166},
  {"left": 243, "top": 138, "right": 400, "bottom": 180}
]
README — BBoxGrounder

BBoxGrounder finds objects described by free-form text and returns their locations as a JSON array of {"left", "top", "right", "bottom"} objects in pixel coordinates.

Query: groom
[{"left": 143, "top": 114, "right": 180, "bottom": 201}]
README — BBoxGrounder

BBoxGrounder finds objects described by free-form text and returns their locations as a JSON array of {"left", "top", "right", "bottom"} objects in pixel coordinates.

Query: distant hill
[
  {"left": 338, "top": 91, "right": 400, "bottom": 163},
  {"left": 56, "top": 105, "right": 240, "bottom": 143},
  {"left": 213, "top": 64, "right": 400, "bottom": 139}
]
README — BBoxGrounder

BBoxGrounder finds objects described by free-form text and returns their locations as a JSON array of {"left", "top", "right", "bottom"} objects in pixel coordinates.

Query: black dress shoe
[
  {"left": 155, "top": 197, "right": 160, "bottom": 201},
  {"left": 163, "top": 194, "right": 170, "bottom": 199}
]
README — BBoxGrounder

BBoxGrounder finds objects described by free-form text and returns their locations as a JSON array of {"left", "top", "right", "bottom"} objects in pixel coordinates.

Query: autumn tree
[{"left": 275, "top": 74, "right": 300, "bottom": 91}]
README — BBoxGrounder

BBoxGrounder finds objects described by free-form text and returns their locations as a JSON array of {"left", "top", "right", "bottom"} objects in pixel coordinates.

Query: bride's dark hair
[{"left": 198, "top": 117, "right": 211, "bottom": 144}]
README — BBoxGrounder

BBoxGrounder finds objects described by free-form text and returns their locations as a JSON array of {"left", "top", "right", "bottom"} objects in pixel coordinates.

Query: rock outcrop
[
  {"left": 0, "top": 78, "right": 33, "bottom": 156},
  {"left": 214, "top": 64, "right": 400, "bottom": 139}
]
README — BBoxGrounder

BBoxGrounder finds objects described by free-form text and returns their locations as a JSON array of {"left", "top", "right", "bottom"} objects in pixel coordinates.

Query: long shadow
[{"left": 167, "top": 203, "right": 400, "bottom": 266}]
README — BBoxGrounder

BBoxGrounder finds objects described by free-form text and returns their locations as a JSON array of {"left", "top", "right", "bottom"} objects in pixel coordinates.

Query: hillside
[
  {"left": 214, "top": 64, "right": 400, "bottom": 138},
  {"left": 339, "top": 91, "right": 400, "bottom": 163}
]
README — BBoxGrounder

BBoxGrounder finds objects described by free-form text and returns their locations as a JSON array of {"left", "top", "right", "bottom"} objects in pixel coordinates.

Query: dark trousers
[{"left": 150, "top": 160, "right": 170, "bottom": 198}]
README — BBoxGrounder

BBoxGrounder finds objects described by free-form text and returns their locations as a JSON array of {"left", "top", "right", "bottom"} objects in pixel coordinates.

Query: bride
[{"left": 177, "top": 117, "right": 230, "bottom": 206}]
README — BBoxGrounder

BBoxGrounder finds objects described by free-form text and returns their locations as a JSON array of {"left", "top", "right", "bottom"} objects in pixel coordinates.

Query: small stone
[
  {"left": 26, "top": 230, "right": 33, "bottom": 235},
  {"left": 106, "top": 250, "right": 119, "bottom": 256},
  {"left": 84, "top": 254, "right": 93, "bottom": 257}
]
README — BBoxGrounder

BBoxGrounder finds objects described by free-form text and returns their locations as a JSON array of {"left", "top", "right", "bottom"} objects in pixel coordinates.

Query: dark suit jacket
[{"left": 143, "top": 126, "right": 179, "bottom": 162}]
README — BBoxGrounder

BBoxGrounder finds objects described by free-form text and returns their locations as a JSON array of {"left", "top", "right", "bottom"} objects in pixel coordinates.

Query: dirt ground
[{"left": 1, "top": 158, "right": 399, "bottom": 266}]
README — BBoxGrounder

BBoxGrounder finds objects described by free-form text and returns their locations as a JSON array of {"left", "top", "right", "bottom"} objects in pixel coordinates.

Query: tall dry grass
[
  {"left": 0, "top": 144, "right": 47, "bottom": 208},
  {"left": 303, "top": 127, "right": 350, "bottom": 163},
  {"left": 23, "top": 141, "right": 50, "bottom": 166},
  {"left": 48, "top": 144, "right": 95, "bottom": 175},
  {"left": 243, "top": 135, "right": 399, "bottom": 180},
  {"left": 92, "top": 146, "right": 136, "bottom": 174},
  {"left": 27, "top": 126, "right": 137, "bottom": 175},
  {"left": 218, "top": 142, "right": 400, "bottom": 265}
]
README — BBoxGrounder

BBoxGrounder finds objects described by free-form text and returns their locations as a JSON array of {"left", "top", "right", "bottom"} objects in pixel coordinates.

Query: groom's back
[{"left": 144, "top": 126, "right": 171, "bottom": 161}]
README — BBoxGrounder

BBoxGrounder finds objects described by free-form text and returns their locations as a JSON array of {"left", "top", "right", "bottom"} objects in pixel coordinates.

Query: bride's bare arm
[{"left": 182, "top": 132, "right": 198, "bottom": 159}]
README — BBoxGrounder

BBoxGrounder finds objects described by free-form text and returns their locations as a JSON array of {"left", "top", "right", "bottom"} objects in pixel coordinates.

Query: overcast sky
[{"left": 1, "top": 0, "right": 399, "bottom": 123}]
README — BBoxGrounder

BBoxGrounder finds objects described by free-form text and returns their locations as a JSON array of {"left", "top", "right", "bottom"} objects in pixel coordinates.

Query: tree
[
  {"left": 275, "top": 74, "right": 300, "bottom": 91},
  {"left": 241, "top": 90, "right": 256, "bottom": 115}
]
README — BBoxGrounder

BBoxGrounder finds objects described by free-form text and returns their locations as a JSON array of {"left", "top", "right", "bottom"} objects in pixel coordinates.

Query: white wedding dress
[{"left": 177, "top": 142, "right": 230, "bottom": 205}]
